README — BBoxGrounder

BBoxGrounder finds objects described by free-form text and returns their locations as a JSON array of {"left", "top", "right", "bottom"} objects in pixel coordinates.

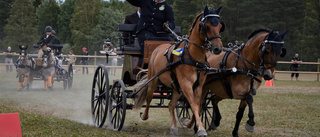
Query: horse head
[
  {"left": 19, "top": 45, "right": 28, "bottom": 61},
  {"left": 197, "top": 6, "right": 224, "bottom": 54},
  {"left": 42, "top": 48, "right": 52, "bottom": 67},
  {"left": 258, "top": 30, "right": 288, "bottom": 80}
]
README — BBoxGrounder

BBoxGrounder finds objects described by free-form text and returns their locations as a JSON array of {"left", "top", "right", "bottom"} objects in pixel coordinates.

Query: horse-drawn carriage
[
  {"left": 90, "top": 6, "right": 288, "bottom": 137},
  {"left": 15, "top": 44, "right": 73, "bottom": 91}
]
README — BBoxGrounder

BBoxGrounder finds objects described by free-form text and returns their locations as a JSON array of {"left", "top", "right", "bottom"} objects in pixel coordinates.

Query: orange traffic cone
[{"left": 264, "top": 79, "right": 275, "bottom": 87}]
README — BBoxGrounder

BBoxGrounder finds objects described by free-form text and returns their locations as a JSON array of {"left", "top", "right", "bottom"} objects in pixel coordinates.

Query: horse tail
[{"left": 133, "top": 74, "right": 148, "bottom": 109}]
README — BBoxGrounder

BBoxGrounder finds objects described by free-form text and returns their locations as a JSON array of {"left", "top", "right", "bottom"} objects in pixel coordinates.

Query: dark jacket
[
  {"left": 126, "top": 0, "right": 175, "bottom": 34},
  {"left": 37, "top": 34, "right": 54, "bottom": 46},
  {"left": 81, "top": 51, "right": 89, "bottom": 61},
  {"left": 291, "top": 57, "right": 301, "bottom": 68}
]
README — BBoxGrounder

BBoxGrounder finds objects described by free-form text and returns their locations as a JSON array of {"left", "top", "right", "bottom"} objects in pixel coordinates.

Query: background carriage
[
  {"left": 90, "top": 23, "right": 216, "bottom": 131},
  {"left": 27, "top": 44, "right": 74, "bottom": 90}
]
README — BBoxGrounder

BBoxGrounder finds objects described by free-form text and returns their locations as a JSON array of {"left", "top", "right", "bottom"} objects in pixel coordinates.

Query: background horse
[
  {"left": 134, "top": 6, "right": 224, "bottom": 136},
  {"left": 41, "top": 48, "right": 56, "bottom": 90},
  {"left": 184, "top": 29, "right": 287, "bottom": 137},
  {"left": 16, "top": 45, "right": 32, "bottom": 91}
]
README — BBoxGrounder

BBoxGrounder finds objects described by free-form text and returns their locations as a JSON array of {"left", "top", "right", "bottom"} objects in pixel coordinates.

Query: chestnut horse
[
  {"left": 134, "top": 6, "right": 225, "bottom": 136},
  {"left": 183, "top": 29, "right": 288, "bottom": 137}
]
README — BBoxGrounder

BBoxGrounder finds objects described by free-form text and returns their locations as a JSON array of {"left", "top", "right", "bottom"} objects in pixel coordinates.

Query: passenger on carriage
[
  {"left": 126, "top": 0, "right": 175, "bottom": 53},
  {"left": 123, "top": 7, "right": 141, "bottom": 45},
  {"left": 37, "top": 26, "right": 54, "bottom": 58},
  {"left": 51, "top": 30, "right": 63, "bottom": 56}
]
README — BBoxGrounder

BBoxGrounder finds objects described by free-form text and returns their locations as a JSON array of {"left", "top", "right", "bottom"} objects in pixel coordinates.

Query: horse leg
[
  {"left": 48, "top": 76, "right": 53, "bottom": 89},
  {"left": 168, "top": 91, "right": 182, "bottom": 136},
  {"left": 23, "top": 76, "right": 28, "bottom": 87},
  {"left": 210, "top": 96, "right": 222, "bottom": 130},
  {"left": 44, "top": 80, "right": 48, "bottom": 90},
  {"left": 232, "top": 99, "right": 247, "bottom": 137},
  {"left": 245, "top": 93, "right": 255, "bottom": 132},
  {"left": 17, "top": 75, "right": 23, "bottom": 91},
  {"left": 140, "top": 80, "right": 158, "bottom": 120},
  {"left": 183, "top": 86, "right": 207, "bottom": 136}
]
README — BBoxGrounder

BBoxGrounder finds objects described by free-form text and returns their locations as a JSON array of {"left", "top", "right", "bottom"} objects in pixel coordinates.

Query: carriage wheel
[
  {"left": 200, "top": 92, "right": 214, "bottom": 130},
  {"left": 91, "top": 65, "right": 110, "bottom": 127},
  {"left": 109, "top": 79, "right": 127, "bottom": 131},
  {"left": 63, "top": 70, "right": 68, "bottom": 90},
  {"left": 176, "top": 97, "right": 192, "bottom": 127},
  {"left": 68, "top": 64, "right": 73, "bottom": 89},
  {"left": 176, "top": 92, "right": 215, "bottom": 130}
]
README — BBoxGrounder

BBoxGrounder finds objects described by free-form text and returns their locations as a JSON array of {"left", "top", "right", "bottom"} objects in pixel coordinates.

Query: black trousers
[
  {"left": 291, "top": 67, "right": 299, "bottom": 77},
  {"left": 82, "top": 61, "right": 88, "bottom": 74}
]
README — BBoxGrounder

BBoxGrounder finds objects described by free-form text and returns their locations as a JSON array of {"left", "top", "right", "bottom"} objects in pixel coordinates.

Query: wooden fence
[{"left": 1, "top": 53, "right": 319, "bottom": 81}]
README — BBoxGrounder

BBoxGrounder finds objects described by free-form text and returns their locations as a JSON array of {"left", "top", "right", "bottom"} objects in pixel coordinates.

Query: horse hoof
[
  {"left": 170, "top": 127, "right": 179, "bottom": 136},
  {"left": 179, "top": 117, "right": 191, "bottom": 128},
  {"left": 195, "top": 129, "right": 207, "bottom": 137},
  {"left": 139, "top": 112, "right": 148, "bottom": 120},
  {"left": 17, "top": 89, "right": 22, "bottom": 92},
  {"left": 245, "top": 123, "right": 254, "bottom": 132}
]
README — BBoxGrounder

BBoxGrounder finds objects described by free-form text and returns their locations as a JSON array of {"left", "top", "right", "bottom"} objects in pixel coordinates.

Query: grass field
[{"left": 0, "top": 69, "right": 320, "bottom": 137}]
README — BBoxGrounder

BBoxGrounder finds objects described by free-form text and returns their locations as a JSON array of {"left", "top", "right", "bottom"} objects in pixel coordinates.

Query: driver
[
  {"left": 126, "top": 0, "right": 175, "bottom": 53},
  {"left": 37, "top": 26, "right": 54, "bottom": 58}
]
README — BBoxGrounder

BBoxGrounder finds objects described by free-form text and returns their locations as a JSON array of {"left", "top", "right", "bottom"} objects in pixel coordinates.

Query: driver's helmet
[{"left": 45, "top": 26, "right": 52, "bottom": 32}]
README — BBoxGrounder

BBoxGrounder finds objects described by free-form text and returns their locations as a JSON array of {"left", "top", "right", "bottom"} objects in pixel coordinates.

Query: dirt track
[
  {"left": 0, "top": 72, "right": 98, "bottom": 125},
  {"left": 1, "top": 71, "right": 320, "bottom": 136}
]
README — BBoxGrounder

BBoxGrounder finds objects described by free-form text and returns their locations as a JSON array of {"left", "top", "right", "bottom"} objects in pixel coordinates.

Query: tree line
[{"left": 0, "top": 0, "right": 319, "bottom": 70}]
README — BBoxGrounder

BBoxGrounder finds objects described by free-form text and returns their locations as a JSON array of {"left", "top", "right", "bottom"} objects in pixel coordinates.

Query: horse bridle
[
  {"left": 190, "top": 13, "right": 224, "bottom": 52},
  {"left": 20, "top": 49, "right": 27, "bottom": 60},
  {"left": 259, "top": 40, "right": 284, "bottom": 69}
]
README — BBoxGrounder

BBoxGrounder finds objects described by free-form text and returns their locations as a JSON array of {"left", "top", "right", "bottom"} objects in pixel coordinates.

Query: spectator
[
  {"left": 109, "top": 48, "right": 118, "bottom": 76},
  {"left": 66, "top": 50, "right": 76, "bottom": 65},
  {"left": 290, "top": 53, "right": 302, "bottom": 81},
  {"left": 81, "top": 47, "right": 89, "bottom": 74},
  {"left": 3, "top": 46, "right": 15, "bottom": 73}
]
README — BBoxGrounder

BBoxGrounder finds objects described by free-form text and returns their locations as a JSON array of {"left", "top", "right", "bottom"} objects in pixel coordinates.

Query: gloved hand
[{"left": 163, "top": 21, "right": 170, "bottom": 32}]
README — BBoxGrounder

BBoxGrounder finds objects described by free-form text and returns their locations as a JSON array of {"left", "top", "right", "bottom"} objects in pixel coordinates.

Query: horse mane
[
  {"left": 248, "top": 28, "right": 271, "bottom": 40},
  {"left": 188, "top": 13, "right": 203, "bottom": 36}
]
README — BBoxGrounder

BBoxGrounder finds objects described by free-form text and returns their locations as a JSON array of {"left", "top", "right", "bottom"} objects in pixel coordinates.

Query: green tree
[
  {"left": 1, "top": 0, "right": 38, "bottom": 51},
  {"left": 89, "top": 6, "right": 124, "bottom": 53},
  {"left": 173, "top": 0, "right": 199, "bottom": 35},
  {"left": 36, "top": 0, "right": 60, "bottom": 36},
  {"left": 70, "top": 0, "right": 101, "bottom": 54},
  {"left": 296, "top": 0, "right": 319, "bottom": 62},
  {"left": 0, "top": 0, "right": 14, "bottom": 40},
  {"left": 58, "top": 0, "right": 75, "bottom": 44}
]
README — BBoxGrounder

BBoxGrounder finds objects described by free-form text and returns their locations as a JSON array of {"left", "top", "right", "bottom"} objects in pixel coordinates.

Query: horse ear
[
  {"left": 204, "top": 5, "right": 209, "bottom": 16},
  {"left": 215, "top": 6, "right": 223, "bottom": 14},
  {"left": 19, "top": 45, "right": 22, "bottom": 50},
  {"left": 26, "top": 45, "right": 28, "bottom": 49},
  {"left": 279, "top": 30, "right": 288, "bottom": 39}
]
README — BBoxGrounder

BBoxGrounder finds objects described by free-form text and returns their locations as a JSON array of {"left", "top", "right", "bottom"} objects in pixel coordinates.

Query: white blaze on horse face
[{"left": 43, "top": 58, "right": 48, "bottom": 67}]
